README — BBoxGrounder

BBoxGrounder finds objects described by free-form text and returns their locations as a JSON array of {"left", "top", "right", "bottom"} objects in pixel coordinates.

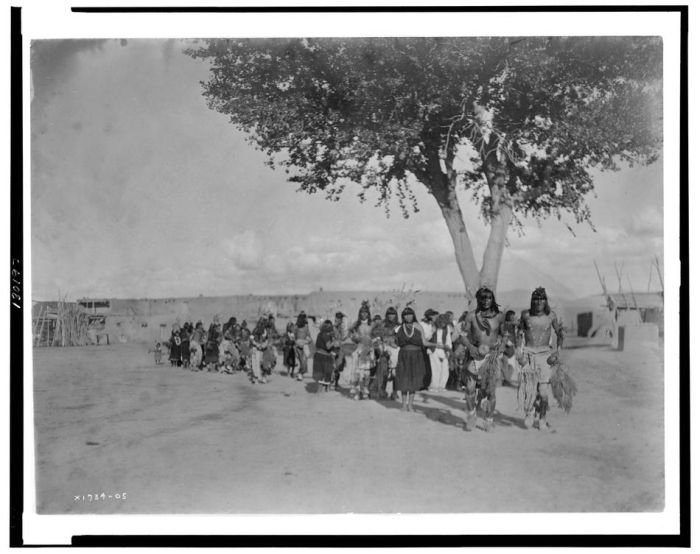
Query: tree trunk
[
  {"left": 439, "top": 197, "right": 481, "bottom": 301},
  {"left": 479, "top": 181, "right": 513, "bottom": 291},
  {"left": 419, "top": 140, "right": 480, "bottom": 301},
  {"left": 426, "top": 166, "right": 480, "bottom": 300}
]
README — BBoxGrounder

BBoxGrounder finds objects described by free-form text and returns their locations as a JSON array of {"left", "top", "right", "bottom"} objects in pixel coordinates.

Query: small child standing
[{"left": 151, "top": 342, "right": 163, "bottom": 365}]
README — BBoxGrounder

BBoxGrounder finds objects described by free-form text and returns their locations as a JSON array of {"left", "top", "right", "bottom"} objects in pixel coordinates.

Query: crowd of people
[
  {"left": 155, "top": 286, "right": 568, "bottom": 433},
  {"left": 160, "top": 314, "right": 283, "bottom": 384}
]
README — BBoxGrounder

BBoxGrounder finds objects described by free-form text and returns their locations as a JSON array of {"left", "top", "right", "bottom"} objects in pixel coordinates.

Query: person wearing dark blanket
[
  {"left": 283, "top": 321, "right": 298, "bottom": 377},
  {"left": 204, "top": 316, "right": 222, "bottom": 372},
  {"left": 180, "top": 322, "right": 191, "bottom": 369},
  {"left": 169, "top": 325, "right": 182, "bottom": 367},
  {"left": 331, "top": 312, "right": 348, "bottom": 390},
  {"left": 313, "top": 320, "right": 339, "bottom": 392},
  {"left": 394, "top": 307, "right": 445, "bottom": 413}
]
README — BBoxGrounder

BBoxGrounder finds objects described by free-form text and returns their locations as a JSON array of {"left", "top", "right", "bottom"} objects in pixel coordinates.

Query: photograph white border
[{"left": 16, "top": 0, "right": 685, "bottom": 544}]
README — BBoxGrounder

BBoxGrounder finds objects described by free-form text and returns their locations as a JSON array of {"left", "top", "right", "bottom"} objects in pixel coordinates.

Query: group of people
[
  {"left": 153, "top": 285, "right": 565, "bottom": 433},
  {"left": 452, "top": 286, "right": 564, "bottom": 433},
  {"left": 160, "top": 315, "right": 282, "bottom": 384}
]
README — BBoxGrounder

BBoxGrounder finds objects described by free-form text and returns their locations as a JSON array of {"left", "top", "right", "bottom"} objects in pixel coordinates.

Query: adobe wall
[{"left": 103, "top": 290, "right": 476, "bottom": 344}]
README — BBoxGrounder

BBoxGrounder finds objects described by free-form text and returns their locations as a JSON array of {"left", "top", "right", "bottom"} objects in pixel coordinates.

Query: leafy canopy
[{"left": 187, "top": 37, "right": 662, "bottom": 226}]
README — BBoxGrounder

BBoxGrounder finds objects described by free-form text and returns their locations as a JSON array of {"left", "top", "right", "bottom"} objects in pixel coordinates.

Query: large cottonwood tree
[{"left": 187, "top": 37, "right": 662, "bottom": 298}]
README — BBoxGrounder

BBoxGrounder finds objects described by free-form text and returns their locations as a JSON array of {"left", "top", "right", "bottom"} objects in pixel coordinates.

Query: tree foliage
[
  {"left": 188, "top": 36, "right": 661, "bottom": 221},
  {"left": 187, "top": 37, "right": 662, "bottom": 294}
]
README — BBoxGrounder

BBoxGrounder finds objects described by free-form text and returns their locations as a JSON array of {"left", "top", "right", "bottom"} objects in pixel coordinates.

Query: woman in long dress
[
  {"left": 263, "top": 315, "right": 279, "bottom": 377},
  {"left": 429, "top": 314, "right": 452, "bottom": 391},
  {"left": 348, "top": 302, "right": 374, "bottom": 400},
  {"left": 180, "top": 322, "right": 191, "bottom": 369},
  {"left": 282, "top": 321, "right": 298, "bottom": 377},
  {"left": 168, "top": 325, "right": 182, "bottom": 367},
  {"left": 190, "top": 320, "right": 206, "bottom": 370},
  {"left": 394, "top": 307, "right": 445, "bottom": 412},
  {"left": 250, "top": 317, "right": 269, "bottom": 384},
  {"left": 312, "top": 320, "right": 338, "bottom": 392},
  {"left": 204, "top": 316, "right": 222, "bottom": 372},
  {"left": 237, "top": 321, "right": 253, "bottom": 373}
]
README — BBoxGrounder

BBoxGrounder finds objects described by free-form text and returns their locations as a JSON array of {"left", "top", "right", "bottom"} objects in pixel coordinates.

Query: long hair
[
  {"left": 475, "top": 287, "right": 500, "bottom": 314},
  {"left": 530, "top": 287, "right": 551, "bottom": 315},
  {"left": 253, "top": 317, "right": 267, "bottom": 340},
  {"left": 351, "top": 301, "right": 372, "bottom": 332},
  {"left": 295, "top": 312, "right": 307, "bottom": 328},
  {"left": 384, "top": 306, "right": 398, "bottom": 325},
  {"left": 400, "top": 306, "right": 417, "bottom": 324},
  {"left": 223, "top": 317, "right": 237, "bottom": 335}
]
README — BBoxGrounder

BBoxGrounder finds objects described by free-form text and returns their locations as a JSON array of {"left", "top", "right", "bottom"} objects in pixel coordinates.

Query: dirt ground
[{"left": 32, "top": 341, "right": 664, "bottom": 514}]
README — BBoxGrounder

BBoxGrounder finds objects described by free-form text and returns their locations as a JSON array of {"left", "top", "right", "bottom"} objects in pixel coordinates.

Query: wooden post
[
  {"left": 36, "top": 307, "right": 46, "bottom": 347},
  {"left": 33, "top": 306, "right": 43, "bottom": 346},
  {"left": 654, "top": 256, "right": 664, "bottom": 293},
  {"left": 614, "top": 262, "right": 629, "bottom": 309},
  {"left": 594, "top": 260, "right": 617, "bottom": 346},
  {"left": 594, "top": 260, "right": 608, "bottom": 297},
  {"left": 626, "top": 275, "right": 639, "bottom": 311}
]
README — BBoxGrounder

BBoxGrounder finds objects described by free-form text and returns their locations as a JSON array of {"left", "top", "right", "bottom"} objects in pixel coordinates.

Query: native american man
[
  {"left": 461, "top": 287, "right": 506, "bottom": 432},
  {"left": 518, "top": 287, "right": 565, "bottom": 432}
]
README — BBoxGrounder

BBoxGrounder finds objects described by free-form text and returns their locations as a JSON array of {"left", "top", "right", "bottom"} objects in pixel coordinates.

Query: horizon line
[{"left": 31, "top": 287, "right": 663, "bottom": 304}]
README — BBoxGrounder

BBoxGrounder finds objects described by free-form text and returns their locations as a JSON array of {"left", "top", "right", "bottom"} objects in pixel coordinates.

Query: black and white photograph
[{"left": 16, "top": 2, "right": 685, "bottom": 544}]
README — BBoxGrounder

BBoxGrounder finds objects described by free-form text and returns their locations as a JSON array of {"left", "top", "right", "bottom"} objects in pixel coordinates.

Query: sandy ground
[{"left": 32, "top": 341, "right": 664, "bottom": 514}]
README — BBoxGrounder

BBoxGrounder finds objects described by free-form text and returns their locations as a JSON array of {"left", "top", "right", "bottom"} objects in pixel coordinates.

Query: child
[{"left": 150, "top": 342, "right": 163, "bottom": 365}]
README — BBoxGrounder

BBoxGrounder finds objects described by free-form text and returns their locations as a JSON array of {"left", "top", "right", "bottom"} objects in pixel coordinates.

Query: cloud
[
  {"left": 31, "top": 39, "right": 110, "bottom": 105},
  {"left": 223, "top": 231, "right": 263, "bottom": 271},
  {"left": 626, "top": 206, "right": 663, "bottom": 237},
  {"left": 29, "top": 40, "right": 666, "bottom": 301}
]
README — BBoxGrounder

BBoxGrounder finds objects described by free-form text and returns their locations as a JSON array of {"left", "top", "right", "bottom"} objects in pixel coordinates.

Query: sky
[{"left": 30, "top": 39, "right": 665, "bottom": 301}]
